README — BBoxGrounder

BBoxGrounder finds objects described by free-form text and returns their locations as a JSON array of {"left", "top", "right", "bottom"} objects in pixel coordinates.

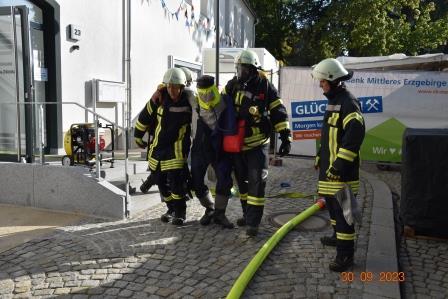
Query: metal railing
[{"left": 0, "top": 101, "right": 131, "bottom": 216}]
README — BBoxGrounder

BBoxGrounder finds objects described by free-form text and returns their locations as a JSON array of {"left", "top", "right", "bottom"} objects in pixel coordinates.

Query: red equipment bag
[{"left": 223, "top": 119, "right": 245, "bottom": 153}]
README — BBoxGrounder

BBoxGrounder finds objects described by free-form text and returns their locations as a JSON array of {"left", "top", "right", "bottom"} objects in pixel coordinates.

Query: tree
[
  {"left": 249, "top": 0, "right": 448, "bottom": 66},
  {"left": 247, "top": 0, "right": 300, "bottom": 64},
  {"left": 344, "top": 0, "right": 448, "bottom": 56}
]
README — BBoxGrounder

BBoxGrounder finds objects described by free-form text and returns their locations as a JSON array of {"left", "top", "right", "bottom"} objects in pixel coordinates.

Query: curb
[{"left": 361, "top": 170, "right": 401, "bottom": 299}]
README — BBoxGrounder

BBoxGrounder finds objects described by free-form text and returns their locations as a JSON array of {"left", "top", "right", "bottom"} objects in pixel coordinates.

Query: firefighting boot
[
  {"left": 246, "top": 226, "right": 259, "bottom": 237},
  {"left": 160, "top": 201, "right": 175, "bottom": 223},
  {"left": 172, "top": 199, "right": 187, "bottom": 226},
  {"left": 236, "top": 199, "right": 247, "bottom": 227},
  {"left": 140, "top": 174, "right": 155, "bottom": 194},
  {"left": 213, "top": 194, "right": 234, "bottom": 228},
  {"left": 329, "top": 254, "right": 354, "bottom": 272},
  {"left": 320, "top": 233, "right": 337, "bottom": 247},
  {"left": 213, "top": 210, "right": 234, "bottom": 229},
  {"left": 198, "top": 193, "right": 215, "bottom": 225}
]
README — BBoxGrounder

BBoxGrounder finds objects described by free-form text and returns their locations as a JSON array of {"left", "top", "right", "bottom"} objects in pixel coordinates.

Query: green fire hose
[{"left": 226, "top": 198, "right": 326, "bottom": 299}]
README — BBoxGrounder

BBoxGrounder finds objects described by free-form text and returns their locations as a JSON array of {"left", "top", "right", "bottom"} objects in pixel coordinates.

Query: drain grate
[{"left": 268, "top": 211, "right": 330, "bottom": 232}]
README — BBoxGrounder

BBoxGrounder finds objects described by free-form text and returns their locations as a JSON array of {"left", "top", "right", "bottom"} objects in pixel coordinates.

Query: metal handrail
[
  {"left": 0, "top": 100, "right": 131, "bottom": 216},
  {"left": 0, "top": 101, "right": 125, "bottom": 130}
]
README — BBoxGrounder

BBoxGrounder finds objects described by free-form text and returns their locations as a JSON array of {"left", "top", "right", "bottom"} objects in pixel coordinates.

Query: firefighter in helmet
[
  {"left": 139, "top": 68, "right": 195, "bottom": 195},
  {"left": 134, "top": 67, "right": 192, "bottom": 225},
  {"left": 223, "top": 49, "right": 291, "bottom": 236},
  {"left": 311, "top": 58, "right": 365, "bottom": 272}
]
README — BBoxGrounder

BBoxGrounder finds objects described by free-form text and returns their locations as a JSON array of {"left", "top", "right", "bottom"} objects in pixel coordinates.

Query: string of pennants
[{"left": 159, "top": 0, "right": 240, "bottom": 46}]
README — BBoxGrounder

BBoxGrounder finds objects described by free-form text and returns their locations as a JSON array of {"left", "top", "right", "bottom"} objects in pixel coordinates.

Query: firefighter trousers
[
  {"left": 233, "top": 144, "right": 269, "bottom": 227},
  {"left": 325, "top": 196, "right": 355, "bottom": 257},
  {"left": 155, "top": 165, "right": 188, "bottom": 219},
  {"left": 191, "top": 150, "right": 233, "bottom": 199}
]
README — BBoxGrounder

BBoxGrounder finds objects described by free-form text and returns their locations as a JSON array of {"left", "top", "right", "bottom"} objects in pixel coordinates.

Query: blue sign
[
  {"left": 292, "top": 120, "right": 323, "bottom": 131},
  {"left": 291, "top": 96, "right": 383, "bottom": 118},
  {"left": 358, "top": 96, "right": 383, "bottom": 114},
  {"left": 291, "top": 100, "right": 327, "bottom": 118}
]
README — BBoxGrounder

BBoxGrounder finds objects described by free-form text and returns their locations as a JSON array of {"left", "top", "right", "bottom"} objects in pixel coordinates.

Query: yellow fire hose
[
  {"left": 210, "top": 187, "right": 316, "bottom": 200},
  {"left": 226, "top": 198, "right": 326, "bottom": 299}
]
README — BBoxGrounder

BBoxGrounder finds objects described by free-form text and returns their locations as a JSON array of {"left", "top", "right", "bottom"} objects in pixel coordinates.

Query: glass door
[{"left": 0, "top": 6, "right": 33, "bottom": 162}]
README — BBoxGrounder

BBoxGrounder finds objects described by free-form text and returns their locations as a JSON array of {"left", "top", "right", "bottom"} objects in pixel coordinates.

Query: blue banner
[
  {"left": 291, "top": 100, "right": 327, "bottom": 118},
  {"left": 358, "top": 96, "right": 383, "bottom": 114},
  {"left": 291, "top": 96, "right": 383, "bottom": 118},
  {"left": 292, "top": 120, "right": 323, "bottom": 131}
]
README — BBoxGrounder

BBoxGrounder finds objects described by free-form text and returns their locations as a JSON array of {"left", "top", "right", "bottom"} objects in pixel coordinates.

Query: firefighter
[
  {"left": 311, "top": 58, "right": 365, "bottom": 272},
  {"left": 147, "top": 67, "right": 218, "bottom": 224},
  {"left": 190, "top": 75, "right": 234, "bottom": 228},
  {"left": 223, "top": 49, "right": 291, "bottom": 237},
  {"left": 139, "top": 67, "right": 195, "bottom": 194},
  {"left": 139, "top": 69, "right": 194, "bottom": 194},
  {"left": 134, "top": 67, "right": 192, "bottom": 225}
]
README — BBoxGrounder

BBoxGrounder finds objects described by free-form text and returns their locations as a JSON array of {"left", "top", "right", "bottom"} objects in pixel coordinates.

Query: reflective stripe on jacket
[
  {"left": 223, "top": 76, "right": 289, "bottom": 151},
  {"left": 317, "top": 84, "right": 365, "bottom": 196},
  {"left": 134, "top": 90, "right": 192, "bottom": 171}
]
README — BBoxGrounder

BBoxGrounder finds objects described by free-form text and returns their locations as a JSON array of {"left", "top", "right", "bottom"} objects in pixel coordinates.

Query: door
[{"left": 0, "top": 6, "right": 34, "bottom": 162}]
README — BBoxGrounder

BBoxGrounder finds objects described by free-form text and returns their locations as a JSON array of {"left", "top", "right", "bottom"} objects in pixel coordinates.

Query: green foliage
[
  {"left": 248, "top": 0, "right": 448, "bottom": 66},
  {"left": 247, "top": 0, "right": 300, "bottom": 64}
]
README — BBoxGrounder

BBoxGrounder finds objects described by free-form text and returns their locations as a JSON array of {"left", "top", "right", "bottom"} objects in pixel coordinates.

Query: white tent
[{"left": 337, "top": 53, "right": 448, "bottom": 71}]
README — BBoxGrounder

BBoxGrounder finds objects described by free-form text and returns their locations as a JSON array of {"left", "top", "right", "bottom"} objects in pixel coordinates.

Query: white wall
[
  {"left": 131, "top": 1, "right": 213, "bottom": 123},
  {"left": 55, "top": 0, "right": 255, "bottom": 145},
  {"left": 58, "top": 0, "right": 123, "bottom": 132},
  {"left": 126, "top": 0, "right": 255, "bottom": 123}
]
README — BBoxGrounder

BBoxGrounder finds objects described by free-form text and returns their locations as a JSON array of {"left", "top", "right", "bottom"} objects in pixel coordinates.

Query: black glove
[
  {"left": 278, "top": 129, "right": 291, "bottom": 157},
  {"left": 135, "top": 138, "right": 148, "bottom": 149},
  {"left": 326, "top": 165, "right": 341, "bottom": 181}
]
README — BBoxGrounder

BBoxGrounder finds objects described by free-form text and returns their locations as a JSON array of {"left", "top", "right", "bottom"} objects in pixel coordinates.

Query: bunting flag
[{"left": 157, "top": 0, "right": 238, "bottom": 46}]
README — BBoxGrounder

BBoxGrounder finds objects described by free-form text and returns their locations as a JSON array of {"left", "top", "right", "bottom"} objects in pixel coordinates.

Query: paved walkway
[
  {"left": 0, "top": 157, "right": 396, "bottom": 298},
  {"left": 0, "top": 205, "right": 85, "bottom": 254},
  {"left": 361, "top": 164, "right": 448, "bottom": 299}
]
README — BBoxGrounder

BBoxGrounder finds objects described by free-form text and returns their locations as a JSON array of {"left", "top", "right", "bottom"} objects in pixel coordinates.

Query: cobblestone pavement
[
  {"left": 0, "top": 158, "right": 373, "bottom": 298},
  {"left": 361, "top": 163, "right": 448, "bottom": 299}
]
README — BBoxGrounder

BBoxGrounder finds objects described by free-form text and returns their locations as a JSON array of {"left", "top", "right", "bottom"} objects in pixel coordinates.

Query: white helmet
[
  {"left": 235, "top": 49, "right": 260, "bottom": 68},
  {"left": 311, "top": 58, "right": 351, "bottom": 82},
  {"left": 180, "top": 67, "right": 193, "bottom": 85},
  {"left": 162, "top": 68, "right": 187, "bottom": 85}
]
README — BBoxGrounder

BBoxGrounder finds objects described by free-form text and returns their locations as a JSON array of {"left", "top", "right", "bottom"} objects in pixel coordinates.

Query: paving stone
[
  {"left": 53, "top": 288, "right": 71, "bottom": 295},
  {"left": 32, "top": 289, "right": 54, "bottom": 296},
  {"left": 0, "top": 280, "right": 15, "bottom": 294},
  {"left": 143, "top": 286, "right": 159, "bottom": 294},
  {"left": 12, "top": 293, "right": 32, "bottom": 299},
  {"left": 81, "top": 280, "right": 100, "bottom": 287},
  {"left": 113, "top": 280, "right": 128, "bottom": 288},
  {"left": 103, "top": 287, "right": 121, "bottom": 296},
  {"left": 87, "top": 287, "right": 106, "bottom": 295},
  {"left": 156, "top": 288, "right": 176, "bottom": 297}
]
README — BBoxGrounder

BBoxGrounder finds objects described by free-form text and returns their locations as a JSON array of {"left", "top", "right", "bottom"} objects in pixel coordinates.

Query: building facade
[{"left": 0, "top": 0, "right": 255, "bottom": 161}]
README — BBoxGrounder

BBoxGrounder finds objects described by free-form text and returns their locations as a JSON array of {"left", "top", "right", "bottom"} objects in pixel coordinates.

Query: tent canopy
[{"left": 337, "top": 53, "right": 448, "bottom": 71}]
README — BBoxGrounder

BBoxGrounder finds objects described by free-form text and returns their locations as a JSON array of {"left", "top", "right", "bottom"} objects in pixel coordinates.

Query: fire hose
[{"left": 226, "top": 198, "right": 326, "bottom": 299}]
